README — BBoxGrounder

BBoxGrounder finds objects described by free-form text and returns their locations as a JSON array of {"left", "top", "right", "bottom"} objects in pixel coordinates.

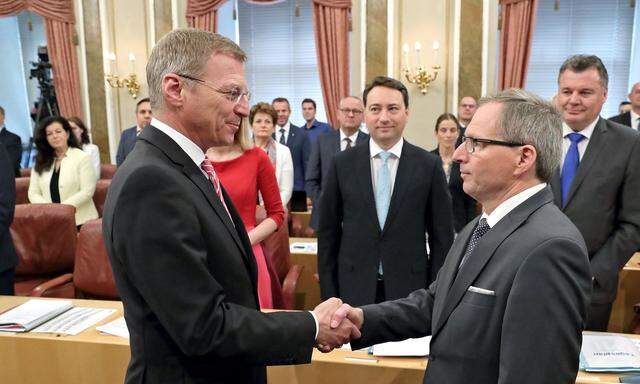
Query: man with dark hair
[
  {"left": 551, "top": 54, "right": 640, "bottom": 331},
  {"left": 301, "top": 98, "right": 331, "bottom": 143},
  {"left": 0, "top": 106, "right": 22, "bottom": 176},
  {"left": 617, "top": 100, "right": 632, "bottom": 115},
  {"left": 609, "top": 82, "right": 640, "bottom": 130},
  {"left": 318, "top": 76, "right": 454, "bottom": 306},
  {"left": 457, "top": 96, "right": 478, "bottom": 128},
  {"left": 272, "top": 97, "right": 310, "bottom": 211},
  {"left": 0, "top": 142, "right": 17, "bottom": 294},
  {"left": 115, "top": 97, "right": 152, "bottom": 166}
]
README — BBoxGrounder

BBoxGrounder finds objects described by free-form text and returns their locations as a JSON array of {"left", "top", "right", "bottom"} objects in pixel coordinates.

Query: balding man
[
  {"left": 609, "top": 82, "right": 640, "bottom": 130},
  {"left": 305, "top": 96, "right": 369, "bottom": 230}
]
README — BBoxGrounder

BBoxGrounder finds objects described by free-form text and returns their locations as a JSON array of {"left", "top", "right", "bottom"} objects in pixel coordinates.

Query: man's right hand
[{"left": 313, "top": 298, "right": 361, "bottom": 353}]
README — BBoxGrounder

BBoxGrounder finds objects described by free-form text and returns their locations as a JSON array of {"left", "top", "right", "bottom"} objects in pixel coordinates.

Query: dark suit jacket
[
  {"left": 0, "top": 128, "right": 22, "bottom": 176},
  {"left": 352, "top": 188, "right": 591, "bottom": 384},
  {"left": 317, "top": 139, "right": 454, "bottom": 306},
  {"left": 550, "top": 118, "right": 640, "bottom": 305},
  {"left": 0, "top": 143, "right": 17, "bottom": 277},
  {"left": 103, "top": 126, "right": 315, "bottom": 384},
  {"left": 115, "top": 126, "right": 137, "bottom": 166},
  {"left": 305, "top": 129, "right": 369, "bottom": 229},
  {"left": 274, "top": 124, "right": 310, "bottom": 192},
  {"left": 431, "top": 148, "right": 477, "bottom": 232},
  {"left": 609, "top": 111, "right": 632, "bottom": 127}
]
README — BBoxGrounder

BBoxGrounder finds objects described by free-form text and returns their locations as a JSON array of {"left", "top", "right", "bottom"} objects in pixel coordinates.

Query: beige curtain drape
[
  {"left": 186, "top": 0, "right": 227, "bottom": 32},
  {"left": 498, "top": 0, "right": 538, "bottom": 90},
  {"left": 0, "top": 0, "right": 82, "bottom": 118}
]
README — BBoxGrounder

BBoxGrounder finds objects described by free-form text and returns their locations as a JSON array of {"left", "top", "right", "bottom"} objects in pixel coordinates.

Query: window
[
  {"left": 238, "top": 0, "right": 327, "bottom": 126},
  {"left": 526, "top": 0, "right": 635, "bottom": 118}
]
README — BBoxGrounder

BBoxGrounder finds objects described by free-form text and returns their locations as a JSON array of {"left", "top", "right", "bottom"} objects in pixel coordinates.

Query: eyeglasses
[
  {"left": 176, "top": 74, "right": 251, "bottom": 104},
  {"left": 461, "top": 135, "right": 524, "bottom": 153},
  {"left": 339, "top": 108, "right": 363, "bottom": 115}
]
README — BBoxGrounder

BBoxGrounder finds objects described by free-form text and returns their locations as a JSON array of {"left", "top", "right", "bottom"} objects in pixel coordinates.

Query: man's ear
[
  {"left": 162, "top": 74, "right": 184, "bottom": 108},
  {"left": 514, "top": 144, "right": 537, "bottom": 177}
]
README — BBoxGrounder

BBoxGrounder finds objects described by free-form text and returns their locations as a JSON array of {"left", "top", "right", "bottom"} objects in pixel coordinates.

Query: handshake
[{"left": 312, "top": 298, "right": 364, "bottom": 353}]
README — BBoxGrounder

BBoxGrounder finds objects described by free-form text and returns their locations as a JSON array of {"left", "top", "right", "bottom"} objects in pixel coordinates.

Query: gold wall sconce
[
  {"left": 402, "top": 41, "right": 441, "bottom": 95},
  {"left": 105, "top": 52, "right": 140, "bottom": 99}
]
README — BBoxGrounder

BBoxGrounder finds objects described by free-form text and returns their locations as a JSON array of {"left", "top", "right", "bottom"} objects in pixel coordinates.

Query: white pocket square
[{"left": 468, "top": 286, "right": 495, "bottom": 296}]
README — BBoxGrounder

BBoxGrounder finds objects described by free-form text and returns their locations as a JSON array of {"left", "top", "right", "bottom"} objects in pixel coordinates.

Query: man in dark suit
[
  {"left": 103, "top": 29, "right": 356, "bottom": 384},
  {"left": 0, "top": 106, "right": 22, "bottom": 176},
  {"left": 551, "top": 55, "right": 640, "bottom": 331},
  {"left": 0, "top": 143, "right": 17, "bottom": 295},
  {"left": 272, "top": 97, "right": 310, "bottom": 212},
  {"left": 317, "top": 77, "right": 454, "bottom": 307},
  {"left": 327, "top": 89, "right": 592, "bottom": 384},
  {"left": 306, "top": 96, "right": 369, "bottom": 230},
  {"left": 115, "top": 97, "right": 153, "bottom": 166},
  {"left": 609, "top": 82, "right": 639, "bottom": 130}
]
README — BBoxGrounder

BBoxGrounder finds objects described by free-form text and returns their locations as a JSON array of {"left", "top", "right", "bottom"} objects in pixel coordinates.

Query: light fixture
[
  {"left": 105, "top": 52, "right": 141, "bottom": 99},
  {"left": 402, "top": 41, "right": 441, "bottom": 95}
]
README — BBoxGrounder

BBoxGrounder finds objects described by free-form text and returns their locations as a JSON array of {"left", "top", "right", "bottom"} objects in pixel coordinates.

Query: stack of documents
[
  {"left": 370, "top": 336, "right": 431, "bottom": 357},
  {"left": 580, "top": 334, "right": 640, "bottom": 372},
  {"left": 0, "top": 299, "right": 73, "bottom": 332},
  {"left": 31, "top": 307, "right": 116, "bottom": 335}
]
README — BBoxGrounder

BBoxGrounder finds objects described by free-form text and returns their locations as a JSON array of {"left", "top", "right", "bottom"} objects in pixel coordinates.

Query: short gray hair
[
  {"left": 480, "top": 89, "right": 562, "bottom": 182},
  {"left": 146, "top": 28, "right": 246, "bottom": 109},
  {"left": 558, "top": 54, "right": 608, "bottom": 90}
]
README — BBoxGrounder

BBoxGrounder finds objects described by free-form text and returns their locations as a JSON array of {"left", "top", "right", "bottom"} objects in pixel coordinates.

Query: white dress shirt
[
  {"left": 560, "top": 118, "right": 598, "bottom": 169},
  {"left": 370, "top": 138, "right": 403, "bottom": 196},
  {"left": 482, "top": 183, "right": 547, "bottom": 228},
  {"left": 631, "top": 110, "right": 640, "bottom": 131},
  {"left": 276, "top": 121, "right": 291, "bottom": 145},
  {"left": 339, "top": 129, "right": 360, "bottom": 151}
]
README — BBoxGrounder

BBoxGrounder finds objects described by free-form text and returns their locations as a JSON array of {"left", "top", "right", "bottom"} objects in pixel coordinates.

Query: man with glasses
[
  {"left": 103, "top": 29, "right": 358, "bottom": 384},
  {"left": 327, "top": 88, "right": 592, "bottom": 384},
  {"left": 305, "top": 96, "right": 369, "bottom": 230},
  {"left": 317, "top": 77, "right": 454, "bottom": 307}
]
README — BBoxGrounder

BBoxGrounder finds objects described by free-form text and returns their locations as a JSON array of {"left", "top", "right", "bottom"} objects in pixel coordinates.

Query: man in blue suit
[
  {"left": 306, "top": 96, "right": 369, "bottom": 230},
  {"left": 273, "top": 97, "right": 310, "bottom": 212},
  {"left": 116, "top": 97, "right": 153, "bottom": 166}
]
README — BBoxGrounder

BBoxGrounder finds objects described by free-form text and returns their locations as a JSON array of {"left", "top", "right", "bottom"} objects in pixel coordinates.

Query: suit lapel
[
  {"left": 331, "top": 130, "right": 341, "bottom": 153},
  {"left": 563, "top": 118, "right": 608, "bottom": 208},
  {"left": 549, "top": 170, "right": 562, "bottom": 208},
  {"left": 431, "top": 188, "right": 552, "bottom": 338},
  {"left": 355, "top": 131, "right": 368, "bottom": 145},
  {"left": 381, "top": 143, "right": 412, "bottom": 233},
  {"left": 355, "top": 144, "right": 380, "bottom": 232}
]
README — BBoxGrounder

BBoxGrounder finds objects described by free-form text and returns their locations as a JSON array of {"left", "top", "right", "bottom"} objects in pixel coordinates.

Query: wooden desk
[
  {"left": 609, "top": 253, "right": 640, "bottom": 333},
  {"left": 290, "top": 237, "right": 320, "bottom": 310}
]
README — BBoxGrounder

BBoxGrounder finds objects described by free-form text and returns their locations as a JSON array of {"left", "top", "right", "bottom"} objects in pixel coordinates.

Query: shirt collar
[
  {"left": 631, "top": 110, "right": 640, "bottom": 123},
  {"left": 369, "top": 137, "right": 403, "bottom": 159},
  {"left": 481, "top": 183, "right": 547, "bottom": 228},
  {"left": 306, "top": 119, "right": 318, "bottom": 129},
  {"left": 340, "top": 129, "right": 359, "bottom": 143},
  {"left": 562, "top": 117, "right": 598, "bottom": 139},
  {"left": 150, "top": 117, "right": 205, "bottom": 168}
]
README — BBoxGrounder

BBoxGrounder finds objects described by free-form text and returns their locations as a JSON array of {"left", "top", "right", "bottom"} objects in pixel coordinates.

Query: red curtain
[
  {"left": 186, "top": 0, "right": 227, "bottom": 33},
  {"left": 311, "top": 0, "right": 351, "bottom": 128},
  {"left": 498, "top": 0, "right": 538, "bottom": 90},
  {"left": 0, "top": 0, "right": 82, "bottom": 118}
]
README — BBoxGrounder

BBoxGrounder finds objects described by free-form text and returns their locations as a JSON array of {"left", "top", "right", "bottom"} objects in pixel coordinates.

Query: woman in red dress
[{"left": 206, "top": 117, "right": 284, "bottom": 309}]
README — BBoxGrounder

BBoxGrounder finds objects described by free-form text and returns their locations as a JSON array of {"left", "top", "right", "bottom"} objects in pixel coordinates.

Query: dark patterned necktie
[
  {"left": 344, "top": 137, "right": 352, "bottom": 150},
  {"left": 279, "top": 128, "right": 286, "bottom": 145},
  {"left": 458, "top": 218, "right": 490, "bottom": 269}
]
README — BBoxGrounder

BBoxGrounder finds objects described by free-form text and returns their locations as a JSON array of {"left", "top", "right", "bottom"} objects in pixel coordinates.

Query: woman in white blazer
[
  {"left": 250, "top": 102, "right": 293, "bottom": 207},
  {"left": 68, "top": 116, "right": 101, "bottom": 177},
  {"left": 28, "top": 116, "right": 99, "bottom": 226}
]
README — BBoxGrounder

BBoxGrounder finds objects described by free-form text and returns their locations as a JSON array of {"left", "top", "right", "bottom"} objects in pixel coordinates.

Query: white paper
[
  {"left": 371, "top": 336, "right": 431, "bottom": 357},
  {"left": 96, "top": 316, "right": 129, "bottom": 339},
  {"left": 31, "top": 307, "right": 116, "bottom": 335},
  {"left": 290, "top": 242, "right": 317, "bottom": 254},
  {"left": 582, "top": 334, "right": 640, "bottom": 369},
  {"left": 0, "top": 299, "right": 73, "bottom": 332}
]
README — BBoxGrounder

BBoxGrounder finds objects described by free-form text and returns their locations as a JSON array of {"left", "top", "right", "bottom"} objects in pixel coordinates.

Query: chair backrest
[
  {"left": 73, "top": 219, "right": 119, "bottom": 299},
  {"left": 100, "top": 164, "right": 117, "bottom": 180},
  {"left": 11, "top": 204, "right": 77, "bottom": 276},
  {"left": 93, "top": 179, "right": 111, "bottom": 217},
  {"left": 15, "top": 177, "right": 29, "bottom": 204}
]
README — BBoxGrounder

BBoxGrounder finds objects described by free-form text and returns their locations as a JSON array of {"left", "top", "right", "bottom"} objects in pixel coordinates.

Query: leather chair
[
  {"left": 14, "top": 177, "right": 29, "bottom": 204},
  {"left": 257, "top": 207, "right": 303, "bottom": 310},
  {"left": 100, "top": 164, "right": 117, "bottom": 180},
  {"left": 10, "top": 204, "right": 77, "bottom": 297},
  {"left": 36, "top": 219, "right": 119, "bottom": 300},
  {"left": 93, "top": 179, "right": 111, "bottom": 217},
  {"left": 19, "top": 168, "right": 31, "bottom": 177}
]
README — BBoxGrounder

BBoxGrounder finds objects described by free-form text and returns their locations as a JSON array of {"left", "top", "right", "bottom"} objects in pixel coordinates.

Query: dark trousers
[
  {"left": 0, "top": 268, "right": 15, "bottom": 295},
  {"left": 585, "top": 302, "right": 613, "bottom": 331},
  {"left": 290, "top": 190, "right": 308, "bottom": 212}
]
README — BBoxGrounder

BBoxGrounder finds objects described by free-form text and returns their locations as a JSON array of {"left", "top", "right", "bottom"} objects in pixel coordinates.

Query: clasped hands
[{"left": 312, "top": 298, "right": 364, "bottom": 353}]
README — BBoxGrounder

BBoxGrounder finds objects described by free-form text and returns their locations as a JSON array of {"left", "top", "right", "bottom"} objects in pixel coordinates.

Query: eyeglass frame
[
  {"left": 339, "top": 108, "right": 364, "bottom": 115},
  {"left": 175, "top": 73, "right": 251, "bottom": 104},
  {"left": 461, "top": 135, "right": 525, "bottom": 153}
]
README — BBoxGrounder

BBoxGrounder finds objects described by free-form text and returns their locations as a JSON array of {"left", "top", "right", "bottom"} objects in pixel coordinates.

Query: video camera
[{"left": 29, "top": 46, "right": 53, "bottom": 87}]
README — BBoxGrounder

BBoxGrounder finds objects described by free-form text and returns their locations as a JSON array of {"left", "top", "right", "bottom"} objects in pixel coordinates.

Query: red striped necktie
[{"left": 201, "top": 158, "right": 233, "bottom": 222}]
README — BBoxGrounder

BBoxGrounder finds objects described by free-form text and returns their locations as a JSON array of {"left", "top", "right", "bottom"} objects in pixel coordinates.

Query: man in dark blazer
[
  {"left": 115, "top": 97, "right": 153, "bottom": 166},
  {"left": 317, "top": 77, "right": 454, "bottom": 307},
  {"left": 103, "top": 29, "right": 356, "bottom": 384},
  {"left": 609, "top": 82, "right": 640, "bottom": 130},
  {"left": 0, "top": 143, "right": 17, "bottom": 295},
  {"left": 272, "top": 97, "right": 310, "bottom": 212},
  {"left": 327, "top": 89, "right": 592, "bottom": 384},
  {"left": 306, "top": 96, "right": 369, "bottom": 230},
  {"left": 551, "top": 56, "right": 640, "bottom": 331},
  {"left": 0, "top": 106, "right": 22, "bottom": 176}
]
